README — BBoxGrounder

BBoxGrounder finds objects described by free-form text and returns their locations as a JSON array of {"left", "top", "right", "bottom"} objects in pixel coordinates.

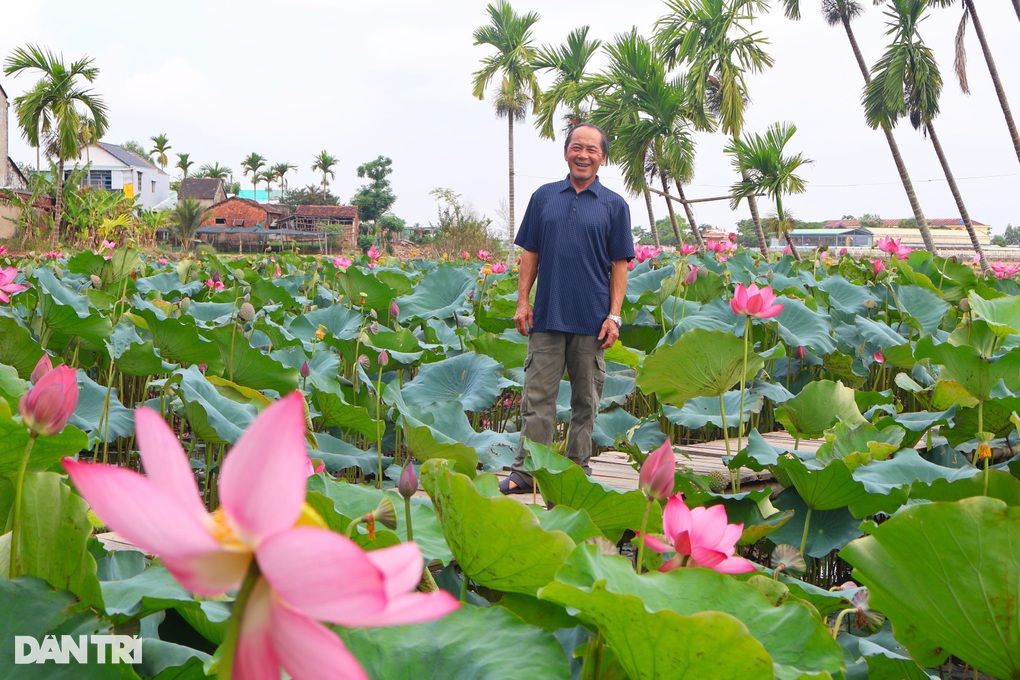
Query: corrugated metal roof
[
  {"left": 97, "top": 142, "right": 166, "bottom": 174},
  {"left": 791, "top": 228, "right": 873, "bottom": 236}
]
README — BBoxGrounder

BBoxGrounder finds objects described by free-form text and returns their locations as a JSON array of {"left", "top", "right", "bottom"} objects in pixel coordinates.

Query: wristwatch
[{"left": 606, "top": 314, "right": 622, "bottom": 327}]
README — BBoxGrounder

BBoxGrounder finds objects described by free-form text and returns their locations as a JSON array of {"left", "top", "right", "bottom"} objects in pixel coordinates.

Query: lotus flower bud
[
  {"left": 959, "top": 298, "right": 970, "bottom": 313},
  {"left": 685, "top": 266, "right": 699, "bottom": 286},
  {"left": 89, "top": 274, "right": 103, "bottom": 288},
  {"left": 390, "top": 301, "right": 400, "bottom": 318},
  {"left": 233, "top": 268, "right": 245, "bottom": 281},
  {"left": 398, "top": 463, "right": 418, "bottom": 499},
  {"left": 238, "top": 302, "right": 255, "bottom": 323},
  {"left": 639, "top": 439, "right": 675, "bottom": 501},
  {"left": 300, "top": 361, "right": 311, "bottom": 378},
  {"left": 795, "top": 346, "right": 807, "bottom": 360},
  {"left": 30, "top": 354, "right": 54, "bottom": 384},
  {"left": 378, "top": 350, "right": 389, "bottom": 367},
  {"left": 19, "top": 359, "right": 79, "bottom": 436},
  {"left": 179, "top": 297, "right": 191, "bottom": 313}
]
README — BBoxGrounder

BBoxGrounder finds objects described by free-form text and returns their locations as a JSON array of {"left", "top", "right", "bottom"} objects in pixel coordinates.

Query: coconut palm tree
[
  {"left": 929, "top": 0, "right": 1020, "bottom": 168},
  {"left": 588, "top": 30, "right": 707, "bottom": 248},
  {"left": 472, "top": 0, "right": 541, "bottom": 256},
  {"left": 176, "top": 153, "right": 194, "bottom": 179},
  {"left": 726, "top": 122, "right": 812, "bottom": 260},
  {"left": 149, "top": 133, "right": 171, "bottom": 170},
  {"left": 240, "top": 152, "right": 266, "bottom": 200},
  {"left": 532, "top": 26, "right": 602, "bottom": 140},
  {"left": 311, "top": 151, "right": 338, "bottom": 202},
  {"left": 171, "top": 198, "right": 211, "bottom": 253},
  {"left": 271, "top": 162, "right": 297, "bottom": 194},
  {"left": 864, "top": 0, "right": 988, "bottom": 270},
  {"left": 3, "top": 44, "right": 110, "bottom": 247},
  {"left": 258, "top": 168, "right": 276, "bottom": 201},
  {"left": 655, "top": 0, "right": 774, "bottom": 257},
  {"left": 780, "top": 0, "right": 937, "bottom": 255},
  {"left": 197, "top": 162, "right": 231, "bottom": 180}
]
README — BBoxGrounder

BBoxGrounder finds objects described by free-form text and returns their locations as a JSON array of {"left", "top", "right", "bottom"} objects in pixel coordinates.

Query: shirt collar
[{"left": 558, "top": 175, "right": 603, "bottom": 197}]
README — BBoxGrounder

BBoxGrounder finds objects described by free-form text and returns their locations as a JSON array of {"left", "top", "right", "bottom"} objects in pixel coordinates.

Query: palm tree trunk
[
  {"left": 842, "top": 15, "right": 937, "bottom": 255},
  {"left": 965, "top": 0, "right": 1020, "bottom": 167},
  {"left": 741, "top": 167, "right": 769, "bottom": 258},
  {"left": 642, "top": 186, "right": 660, "bottom": 249},
  {"left": 659, "top": 173, "right": 685, "bottom": 246},
  {"left": 52, "top": 158, "right": 64, "bottom": 250},
  {"left": 674, "top": 182, "right": 705, "bottom": 249},
  {"left": 508, "top": 114, "right": 516, "bottom": 263},
  {"left": 776, "top": 195, "right": 801, "bottom": 261},
  {"left": 925, "top": 122, "right": 990, "bottom": 272},
  {"left": 1013, "top": 0, "right": 1020, "bottom": 24}
]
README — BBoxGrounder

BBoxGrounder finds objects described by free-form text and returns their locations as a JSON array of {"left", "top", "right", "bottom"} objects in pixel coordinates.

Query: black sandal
[{"left": 499, "top": 470, "right": 534, "bottom": 495}]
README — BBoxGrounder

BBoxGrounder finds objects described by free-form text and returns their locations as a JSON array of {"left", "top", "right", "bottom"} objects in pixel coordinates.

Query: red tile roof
[
  {"left": 294, "top": 204, "right": 358, "bottom": 218},
  {"left": 178, "top": 178, "right": 225, "bottom": 200},
  {"left": 823, "top": 218, "right": 988, "bottom": 228}
]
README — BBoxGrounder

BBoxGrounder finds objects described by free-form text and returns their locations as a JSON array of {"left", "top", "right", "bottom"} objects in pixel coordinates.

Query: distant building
[
  {"left": 787, "top": 227, "right": 873, "bottom": 249},
  {"left": 276, "top": 205, "right": 359, "bottom": 249},
  {"left": 822, "top": 218, "right": 992, "bottom": 250},
  {"left": 65, "top": 142, "right": 172, "bottom": 209},
  {"left": 178, "top": 178, "right": 226, "bottom": 210},
  {"left": 0, "top": 81, "right": 27, "bottom": 192}
]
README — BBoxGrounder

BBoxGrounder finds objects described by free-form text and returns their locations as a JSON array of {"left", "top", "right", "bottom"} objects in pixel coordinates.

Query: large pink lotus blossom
[
  {"left": 679, "top": 243, "right": 698, "bottom": 255},
  {"left": 729, "top": 283, "right": 784, "bottom": 319},
  {"left": 64, "top": 392, "right": 457, "bottom": 679},
  {"left": 991, "top": 261, "right": 1020, "bottom": 279},
  {"left": 20, "top": 355, "right": 79, "bottom": 436},
  {"left": 205, "top": 272, "right": 225, "bottom": 290},
  {"left": 639, "top": 439, "right": 675, "bottom": 501},
  {"left": 477, "top": 249, "right": 489, "bottom": 261},
  {"left": 0, "top": 267, "right": 28, "bottom": 303},
  {"left": 875, "top": 236, "right": 912, "bottom": 257},
  {"left": 157, "top": 257, "right": 168, "bottom": 266},
  {"left": 644, "top": 495, "right": 755, "bottom": 574},
  {"left": 367, "top": 245, "right": 380, "bottom": 261},
  {"left": 894, "top": 245, "right": 914, "bottom": 258},
  {"left": 491, "top": 262, "right": 507, "bottom": 274},
  {"left": 870, "top": 259, "right": 886, "bottom": 275},
  {"left": 634, "top": 245, "right": 663, "bottom": 263},
  {"left": 333, "top": 256, "right": 352, "bottom": 269}
]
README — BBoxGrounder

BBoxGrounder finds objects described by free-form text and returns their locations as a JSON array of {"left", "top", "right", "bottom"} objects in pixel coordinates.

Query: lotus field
[{"left": 1, "top": 242, "right": 1019, "bottom": 679}]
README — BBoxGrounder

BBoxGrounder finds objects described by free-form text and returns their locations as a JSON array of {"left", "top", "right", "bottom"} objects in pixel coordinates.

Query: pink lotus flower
[
  {"left": 44, "top": 251, "right": 61, "bottom": 260},
  {"left": 0, "top": 244, "right": 7, "bottom": 256},
  {"left": 894, "top": 245, "right": 914, "bottom": 258},
  {"left": 333, "top": 256, "right": 352, "bottom": 269},
  {"left": 728, "top": 232, "right": 738, "bottom": 243},
  {"left": 991, "top": 261, "right": 1020, "bottom": 279},
  {"left": 875, "top": 236, "right": 904, "bottom": 254},
  {"left": 398, "top": 464, "right": 418, "bottom": 499},
  {"left": 729, "top": 283, "right": 784, "bottom": 319},
  {"left": 490, "top": 262, "right": 507, "bottom": 274},
  {"left": 102, "top": 239, "right": 116, "bottom": 250},
  {"left": 643, "top": 495, "right": 755, "bottom": 574},
  {"left": 639, "top": 439, "right": 675, "bottom": 501},
  {"left": 20, "top": 355, "right": 79, "bottom": 437},
  {"left": 274, "top": 265, "right": 282, "bottom": 278},
  {"left": 795, "top": 345, "right": 807, "bottom": 360},
  {"left": 782, "top": 244, "right": 793, "bottom": 256},
  {"left": 679, "top": 243, "right": 698, "bottom": 256},
  {"left": 973, "top": 253, "right": 982, "bottom": 264},
  {"left": 64, "top": 392, "right": 457, "bottom": 678},
  {"left": 204, "top": 272, "right": 225, "bottom": 290},
  {"left": 461, "top": 250, "right": 470, "bottom": 261},
  {"left": 389, "top": 301, "right": 400, "bottom": 317},
  {"left": 477, "top": 249, "right": 489, "bottom": 261},
  {"left": 839, "top": 248, "right": 848, "bottom": 257},
  {"left": 634, "top": 245, "right": 663, "bottom": 263},
  {"left": 871, "top": 259, "right": 886, "bottom": 275},
  {"left": 627, "top": 259, "right": 636, "bottom": 271},
  {"left": 157, "top": 257, "right": 168, "bottom": 266},
  {"left": 0, "top": 267, "right": 28, "bottom": 303},
  {"left": 367, "top": 245, "right": 380, "bottom": 261},
  {"left": 874, "top": 352, "right": 885, "bottom": 363}
]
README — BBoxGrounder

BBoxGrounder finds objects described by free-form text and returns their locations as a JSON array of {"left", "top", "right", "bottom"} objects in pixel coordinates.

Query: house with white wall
[
  {"left": 0, "top": 82, "right": 27, "bottom": 191},
  {"left": 67, "top": 142, "right": 171, "bottom": 210}
]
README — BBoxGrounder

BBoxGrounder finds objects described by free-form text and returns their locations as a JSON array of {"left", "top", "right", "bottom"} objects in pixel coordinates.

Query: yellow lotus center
[{"left": 208, "top": 502, "right": 327, "bottom": 550}]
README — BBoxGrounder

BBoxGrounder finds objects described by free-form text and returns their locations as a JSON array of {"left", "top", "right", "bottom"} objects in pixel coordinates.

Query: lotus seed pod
[
  {"left": 771, "top": 544, "right": 807, "bottom": 577},
  {"left": 958, "top": 298, "right": 970, "bottom": 313},
  {"left": 358, "top": 354, "right": 370, "bottom": 368},
  {"left": 369, "top": 321, "right": 380, "bottom": 335},
  {"left": 233, "top": 268, "right": 245, "bottom": 281},
  {"left": 89, "top": 274, "right": 102, "bottom": 288},
  {"left": 708, "top": 469, "right": 728, "bottom": 493},
  {"left": 862, "top": 298, "right": 878, "bottom": 310},
  {"left": 179, "top": 297, "right": 191, "bottom": 313},
  {"left": 373, "top": 497, "right": 398, "bottom": 530},
  {"left": 238, "top": 302, "right": 255, "bottom": 323}
]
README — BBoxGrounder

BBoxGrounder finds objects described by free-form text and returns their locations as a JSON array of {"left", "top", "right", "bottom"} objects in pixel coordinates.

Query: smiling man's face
[{"left": 564, "top": 126, "right": 604, "bottom": 191}]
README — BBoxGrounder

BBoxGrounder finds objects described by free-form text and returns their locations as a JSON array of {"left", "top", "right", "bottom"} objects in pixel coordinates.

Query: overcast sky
[{"left": 3, "top": 1, "right": 1019, "bottom": 237}]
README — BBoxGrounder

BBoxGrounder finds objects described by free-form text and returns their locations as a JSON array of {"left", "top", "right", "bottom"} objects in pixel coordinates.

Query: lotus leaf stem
[
  {"left": 218, "top": 560, "right": 261, "bottom": 680},
  {"left": 635, "top": 498, "right": 653, "bottom": 575},
  {"left": 9, "top": 433, "right": 37, "bottom": 578},
  {"left": 800, "top": 506, "right": 814, "bottom": 558}
]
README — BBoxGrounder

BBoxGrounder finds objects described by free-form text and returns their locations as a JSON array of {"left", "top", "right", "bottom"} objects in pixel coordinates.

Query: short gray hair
[{"left": 564, "top": 122, "right": 609, "bottom": 158}]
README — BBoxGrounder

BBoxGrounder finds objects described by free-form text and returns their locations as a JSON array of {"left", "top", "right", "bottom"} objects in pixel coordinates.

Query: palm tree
[
  {"left": 311, "top": 151, "right": 338, "bottom": 201},
  {"left": 588, "top": 30, "right": 707, "bottom": 248},
  {"left": 240, "top": 152, "right": 266, "bottom": 200},
  {"left": 780, "top": 0, "right": 937, "bottom": 255},
  {"left": 171, "top": 198, "right": 211, "bottom": 253},
  {"left": 726, "top": 122, "right": 812, "bottom": 260},
  {"left": 3, "top": 44, "right": 110, "bottom": 247},
  {"left": 176, "top": 153, "right": 194, "bottom": 179},
  {"left": 271, "top": 162, "right": 297, "bottom": 194},
  {"left": 472, "top": 0, "right": 541, "bottom": 257},
  {"left": 655, "top": 0, "right": 774, "bottom": 257},
  {"left": 929, "top": 0, "right": 1020, "bottom": 168},
  {"left": 258, "top": 168, "right": 276, "bottom": 200},
  {"left": 864, "top": 0, "right": 988, "bottom": 271},
  {"left": 197, "top": 162, "right": 231, "bottom": 180},
  {"left": 149, "top": 133, "right": 171, "bottom": 170},
  {"left": 532, "top": 26, "right": 602, "bottom": 140}
]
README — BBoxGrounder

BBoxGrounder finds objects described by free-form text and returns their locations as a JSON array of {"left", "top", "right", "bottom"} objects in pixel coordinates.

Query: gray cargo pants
[{"left": 511, "top": 331, "right": 606, "bottom": 480}]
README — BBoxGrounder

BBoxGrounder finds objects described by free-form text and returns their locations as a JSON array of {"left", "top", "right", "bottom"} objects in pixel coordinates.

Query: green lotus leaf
[
  {"left": 171, "top": 366, "right": 257, "bottom": 444},
  {"left": 248, "top": 277, "right": 301, "bottom": 313},
  {"left": 420, "top": 460, "right": 576, "bottom": 596},
  {"left": 539, "top": 546, "right": 844, "bottom": 680},
  {"left": 311, "top": 387, "right": 380, "bottom": 439},
  {"left": 815, "top": 421, "right": 904, "bottom": 466},
  {"left": 873, "top": 406, "right": 956, "bottom": 448},
  {"left": 854, "top": 316, "right": 908, "bottom": 349},
  {"left": 769, "top": 487, "right": 865, "bottom": 557},
  {"left": 497, "top": 592, "right": 579, "bottom": 632},
  {"left": 817, "top": 274, "right": 879, "bottom": 314},
  {"left": 0, "top": 363, "right": 25, "bottom": 409},
  {"left": 130, "top": 306, "right": 224, "bottom": 374},
  {"left": 968, "top": 290, "right": 1020, "bottom": 338},
  {"left": 205, "top": 325, "right": 298, "bottom": 394},
  {"left": 363, "top": 327, "right": 425, "bottom": 366},
  {"left": 394, "top": 265, "right": 474, "bottom": 322},
  {"left": 894, "top": 284, "right": 950, "bottom": 335},
  {"left": 774, "top": 296, "right": 838, "bottom": 355},
  {"left": 592, "top": 406, "right": 641, "bottom": 447},
  {"left": 33, "top": 268, "right": 113, "bottom": 349},
  {"left": 105, "top": 320, "right": 176, "bottom": 376},
  {"left": 727, "top": 428, "right": 816, "bottom": 473},
  {"left": 288, "top": 304, "right": 363, "bottom": 342},
  {"left": 943, "top": 396, "right": 1020, "bottom": 446},
  {"left": 0, "top": 576, "right": 135, "bottom": 679},
  {"left": 401, "top": 352, "right": 508, "bottom": 413},
  {"left": 0, "top": 408, "right": 88, "bottom": 481},
  {"left": 662, "top": 389, "right": 765, "bottom": 430},
  {"left": 908, "top": 252, "right": 976, "bottom": 303},
  {"left": 184, "top": 301, "right": 235, "bottom": 325},
  {"left": 523, "top": 440, "right": 659, "bottom": 544},
  {"left": 100, "top": 247, "right": 143, "bottom": 285},
  {"left": 342, "top": 605, "right": 571, "bottom": 680},
  {"left": 915, "top": 335, "right": 1020, "bottom": 401},
  {"left": 337, "top": 265, "right": 398, "bottom": 320},
  {"left": 0, "top": 472, "right": 102, "bottom": 610},
  {"left": 470, "top": 332, "right": 528, "bottom": 370},
  {"left": 841, "top": 497, "right": 1020, "bottom": 679},
  {"left": 67, "top": 372, "right": 135, "bottom": 445},
  {"left": 312, "top": 433, "right": 388, "bottom": 474},
  {"left": 638, "top": 329, "right": 766, "bottom": 406},
  {"left": 134, "top": 271, "right": 204, "bottom": 299},
  {"left": 630, "top": 265, "right": 682, "bottom": 306},
  {"left": 0, "top": 316, "right": 45, "bottom": 379},
  {"left": 305, "top": 475, "right": 452, "bottom": 565},
  {"left": 775, "top": 380, "right": 865, "bottom": 440}
]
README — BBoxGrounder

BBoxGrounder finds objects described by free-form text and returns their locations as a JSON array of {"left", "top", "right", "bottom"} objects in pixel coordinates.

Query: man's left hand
[{"left": 598, "top": 319, "right": 619, "bottom": 349}]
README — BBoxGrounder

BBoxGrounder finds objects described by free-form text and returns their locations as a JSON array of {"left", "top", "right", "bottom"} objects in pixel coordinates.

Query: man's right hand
[{"left": 513, "top": 303, "right": 533, "bottom": 336}]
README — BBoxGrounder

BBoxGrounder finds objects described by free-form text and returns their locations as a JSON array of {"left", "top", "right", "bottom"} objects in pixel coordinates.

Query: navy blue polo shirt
[{"left": 515, "top": 176, "right": 634, "bottom": 336}]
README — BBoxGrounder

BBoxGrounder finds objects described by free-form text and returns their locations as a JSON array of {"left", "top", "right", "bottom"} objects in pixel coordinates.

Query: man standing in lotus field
[{"left": 500, "top": 122, "right": 635, "bottom": 494}]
